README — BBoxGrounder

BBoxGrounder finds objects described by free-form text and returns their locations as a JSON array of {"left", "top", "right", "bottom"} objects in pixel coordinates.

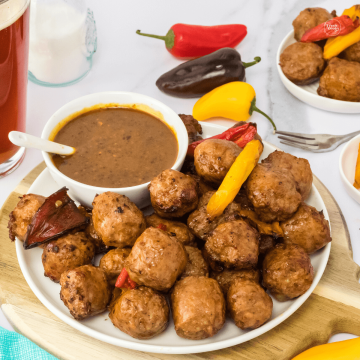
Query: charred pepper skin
[{"left": 156, "top": 48, "right": 261, "bottom": 98}]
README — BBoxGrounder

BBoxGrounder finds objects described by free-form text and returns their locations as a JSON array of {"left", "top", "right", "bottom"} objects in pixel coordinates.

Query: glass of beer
[{"left": 0, "top": 0, "right": 30, "bottom": 178}]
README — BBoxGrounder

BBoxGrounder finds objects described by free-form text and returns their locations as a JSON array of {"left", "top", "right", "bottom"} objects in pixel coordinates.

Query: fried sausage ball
[
  {"left": 125, "top": 227, "right": 188, "bottom": 292},
  {"left": 42, "top": 232, "right": 95, "bottom": 283},
  {"left": 179, "top": 114, "right": 203, "bottom": 144},
  {"left": 60, "top": 265, "right": 111, "bottom": 320},
  {"left": 259, "top": 235, "right": 278, "bottom": 256},
  {"left": 262, "top": 243, "right": 314, "bottom": 302},
  {"left": 78, "top": 205, "right": 108, "bottom": 254},
  {"left": 292, "top": 8, "right": 333, "bottom": 41},
  {"left": 197, "top": 190, "right": 215, "bottom": 209},
  {"left": 109, "top": 286, "right": 169, "bottom": 339},
  {"left": 99, "top": 248, "right": 131, "bottom": 286},
  {"left": 187, "top": 191, "right": 241, "bottom": 241},
  {"left": 171, "top": 276, "right": 226, "bottom": 340},
  {"left": 8, "top": 194, "right": 45, "bottom": 241},
  {"left": 280, "top": 203, "right": 331, "bottom": 254},
  {"left": 204, "top": 220, "right": 259, "bottom": 271},
  {"left": 188, "top": 173, "right": 216, "bottom": 197},
  {"left": 227, "top": 279, "right": 273, "bottom": 330},
  {"left": 149, "top": 169, "right": 198, "bottom": 218},
  {"left": 341, "top": 41, "right": 360, "bottom": 63},
  {"left": 181, "top": 246, "right": 209, "bottom": 279},
  {"left": 258, "top": 235, "right": 280, "bottom": 270},
  {"left": 246, "top": 163, "right": 302, "bottom": 223},
  {"left": 211, "top": 269, "right": 260, "bottom": 295},
  {"left": 262, "top": 151, "right": 313, "bottom": 201},
  {"left": 194, "top": 139, "right": 241, "bottom": 185},
  {"left": 145, "top": 213, "right": 196, "bottom": 247},
  {"left": 317, "top": 57, "right": 360, "bottom": 102},
  {"left": 187, "top": 204, "right": 222, "bottom": 241},
  {"left": 108, "top": 287, "right": 123, "bottom": 310},
  {"left": 280, "top": 42, "right": 325, "bottom": 85},
  {"left": 86, "top": 218, "right": 109, "bottom": 254},
  {"left": 92, "top": 192, "right": 146, "bottom": 248},
  {"left": 234, "top": 188, "right": 255, "bottom": 210}
]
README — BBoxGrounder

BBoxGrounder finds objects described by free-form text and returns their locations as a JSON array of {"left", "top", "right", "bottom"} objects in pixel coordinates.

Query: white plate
[
  {"left": 339, "top": 133, "right": 360, "bottom": 204},
  {"left": 277, "top": 30, "right": 360, "bottom": 113},
  {"left": 16, "top": 122, "right": 331, "bottom": 354}
]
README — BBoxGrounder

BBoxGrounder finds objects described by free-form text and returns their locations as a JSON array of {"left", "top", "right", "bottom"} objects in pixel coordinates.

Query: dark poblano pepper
[{"left": 156, "top": 48, "right": 261, "bottom": 98}]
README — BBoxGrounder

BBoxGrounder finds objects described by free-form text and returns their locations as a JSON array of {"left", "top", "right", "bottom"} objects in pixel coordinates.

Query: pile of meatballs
[
  {"left": 8, "top": 118, "right": 332, "bottom": 341},
  {"left": 280, "top": 7, "right": 360, "bottom": 102}
]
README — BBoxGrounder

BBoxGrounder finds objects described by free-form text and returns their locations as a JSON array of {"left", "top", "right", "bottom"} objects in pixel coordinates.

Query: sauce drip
[{"left": 52, "top": 108, "right": 178, "bottom": 188}]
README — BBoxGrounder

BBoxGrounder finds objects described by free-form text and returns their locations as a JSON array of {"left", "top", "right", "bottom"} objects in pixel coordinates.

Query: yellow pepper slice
[
  {"left": 342, "top": 5, "right": 360, "bottom": 18},
  {"left": 324, "top": 5, "right": 360, "bottom": 59},
  {"left": 238, "top": 208, "right": 284, "bottom": 237},
  {"left": 192, "top": 82, "right": 276, "bottom": 132},
  {"left": 354, "top": 143, "right": 360, "bottom": 189},
  {"left": 207, "top": 139, "right": 262, "bottom": 220},
  {"left": 292, "top": 337, "right": 360, "bottom": 360}
]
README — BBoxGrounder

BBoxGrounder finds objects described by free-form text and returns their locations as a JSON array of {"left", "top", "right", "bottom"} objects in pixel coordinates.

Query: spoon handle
[{"left": 8, "top": 131, "right": 75, "bottom": 156}]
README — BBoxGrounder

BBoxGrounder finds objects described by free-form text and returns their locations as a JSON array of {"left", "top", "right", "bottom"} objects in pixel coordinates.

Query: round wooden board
[{"left": 1, "top": 162, "right": 360, "bottom": 360}]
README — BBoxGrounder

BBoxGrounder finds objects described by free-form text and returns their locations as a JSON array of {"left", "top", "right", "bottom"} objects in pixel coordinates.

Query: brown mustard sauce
[{"left": 52, "top": 108, "right": 178, "bottom": 188}]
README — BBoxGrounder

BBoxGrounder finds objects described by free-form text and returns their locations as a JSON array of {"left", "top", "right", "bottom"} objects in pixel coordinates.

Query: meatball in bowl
[{"left": 280, "top": 42, "right": 325, "bottom": 85}]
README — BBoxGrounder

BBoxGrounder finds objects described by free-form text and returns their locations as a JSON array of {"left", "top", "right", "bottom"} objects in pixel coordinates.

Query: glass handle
[{"left": 85, "top": 8, "right": 97, "bottom": 57}]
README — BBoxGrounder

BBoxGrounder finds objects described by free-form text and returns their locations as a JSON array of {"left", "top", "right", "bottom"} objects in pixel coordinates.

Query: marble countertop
[{"left": 1, "top": 0, "right": 358, "bottom": 350}]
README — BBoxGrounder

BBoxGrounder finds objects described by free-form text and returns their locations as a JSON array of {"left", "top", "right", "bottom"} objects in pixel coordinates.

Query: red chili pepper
[
  {"left": 233, "top": 125, "right": 257, "bottom": 148},
  {"left": 187, "top": 123, "right": 257, "bottom": 156},
  {"left": 115, "top": 268, "right": 137, "bottom": 289},
  {"left": 136, "top": 24, "right": 247, "bottom": 59},
  {"left": 115, "top": 268, "right": 128, "bottom": 288},
  {"left": 301, "top": 15, "right": 360, "bottom": 42},
  {"left": 157, "top": 223, "right": 167, "bottom": 231},
  {"left": 125, "top": 277, "right": 137, "bottom": 289}
]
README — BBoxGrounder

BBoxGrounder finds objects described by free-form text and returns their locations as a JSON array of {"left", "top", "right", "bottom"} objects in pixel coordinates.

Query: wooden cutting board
[{"left": 0, "top": 162, "right": 360, "bottom": 360}]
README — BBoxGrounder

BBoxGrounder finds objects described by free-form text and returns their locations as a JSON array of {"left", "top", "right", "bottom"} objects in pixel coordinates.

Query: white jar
[{"left": 28, "top": 0, "right": 97, "bottom": 86}]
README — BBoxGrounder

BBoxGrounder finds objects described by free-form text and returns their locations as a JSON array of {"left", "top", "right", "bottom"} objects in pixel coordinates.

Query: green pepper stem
[
  {"left": 253, "top": 106, "right": 277, "bottom": 132},
  {"left": 136, "top": 29, "right": 175, "bottom": 49},
  {"left": 242, "top": 57, "right": 261, "bottom": 68},
  {"left": 136, "top": 30, "right": 167, "bottom": 41}
]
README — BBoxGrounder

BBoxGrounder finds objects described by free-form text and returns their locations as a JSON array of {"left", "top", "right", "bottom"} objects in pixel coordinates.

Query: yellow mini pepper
[
  {"left": 192, "top": 81, "right": 277, "bottom": 132},
  {"left": 324, "top": 5, "right": 360, "bottom": 59},
  {"left": 207, "top": 139, "right": 262, "bottom": 220},
  {"left": 292, "top": 337, "right": 360, "bottom": 360}
]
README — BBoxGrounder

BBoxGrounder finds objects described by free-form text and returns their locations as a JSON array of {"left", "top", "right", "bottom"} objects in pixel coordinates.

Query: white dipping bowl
[
  {"left": 41, "top": 91, "right": 188, "bottom": 208},
  {"left": 339, "top": 134, "right": 360, "bottom": 204},
  {"left": 277, "top": 30, "right": 360, "bottom": 113}
]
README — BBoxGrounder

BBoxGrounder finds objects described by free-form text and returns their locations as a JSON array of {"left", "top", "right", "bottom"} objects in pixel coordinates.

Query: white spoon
[{"left": 9, "top": 131, "right": 75, "bottom": 156}]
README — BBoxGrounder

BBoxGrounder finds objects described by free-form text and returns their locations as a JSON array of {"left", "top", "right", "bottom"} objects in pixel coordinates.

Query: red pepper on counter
[
  {"left": 115, "top": 268, "right": 137, "bottom": 289},
  {"left": 301, "top": 15, "right": 360, "bottom": 42},
  {"left": 187, "top": 123, "right": 257, "bottom": 157},
  {"left": 136, "top": 24, "right": 247, "bottom": 59}
]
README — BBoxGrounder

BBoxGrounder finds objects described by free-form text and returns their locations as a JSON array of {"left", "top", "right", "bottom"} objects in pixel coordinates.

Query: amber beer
[{"left": 0, "top": 0, "right": 30, "bottom": 177}]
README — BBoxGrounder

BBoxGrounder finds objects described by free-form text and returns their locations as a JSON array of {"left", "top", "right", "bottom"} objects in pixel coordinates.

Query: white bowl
[
  {"left": 41, "top": 91, "right": 188, "bottom": 208},
  {"left": 277, "top": 30, "right": 360, "bottom": 113},
  {"left": 339, "top": 134, "right": 360, "bottom": 204}
]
